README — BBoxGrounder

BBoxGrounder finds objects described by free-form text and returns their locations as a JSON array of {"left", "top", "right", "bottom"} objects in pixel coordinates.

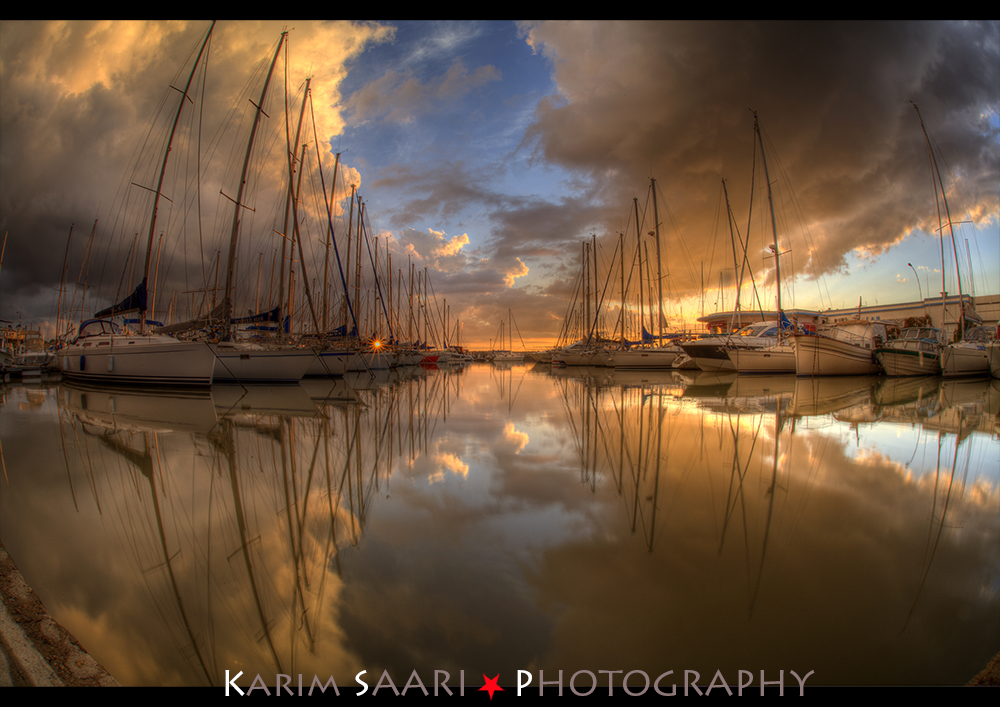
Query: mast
[
  {"left": 322, "top": 152, "right": 341, "bottom": 332},
  {"left": 754, "top": 112, "right": 784, "bottom": 341},
  {"left": 593, "top": 233, "right": 599, "bottom": 341},
  {"left": 722, "top": 178, "right": 742, "bottom": 331},
  {"left": 221, "top": 31, "right": 287, "bottom": 337},
  {"left": 912, "top": 102, "right": 965, "bottom": 340},
  {"left": 635, "top": 197, "right": 645, "bottom": 343},
  {"left": 583, "top": 242, "right": 590, "bottom": 343},
  {"left": 56, "top": 224, "right": 73, "bottom": 343},
  {"left": 278, "top": 74, "right": 311, "bottom": 334},
  {"left": 650, "top": 178, "right": 664, "bottom": 345},
  {"left": 619, "top": 231, "right": 625, "bottom": 342},
  {"left": 139, "top": 21, "right": 216, "bottom": 333}
]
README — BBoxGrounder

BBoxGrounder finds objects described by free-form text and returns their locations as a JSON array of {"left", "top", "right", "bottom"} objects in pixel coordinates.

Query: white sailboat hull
[
  {"left": 214, "top": 345, "right": 315, "bottom": 383},
  {"left": 728, "top": 344, "right": 796, "bottom": 374},
  {"left": 305, "top": 349, "right": 355, "bottom": 377},
  {"left": 940, "top": 343, "right": 990, "bottom": 377},
  {"left": 59, "top": 335, "right": 217, "bottom": 387},
  {"left": 793, "top": 334, "right": 880, "bottom": 377},
  {"left": 875, "top": 346, "right": 941, "bottom": 377},
  {"left": 347, "top": 348, "right": 396, "bottom": 371},
  {"left": 609, "top": 348, "right": 679, "bottom": 369},
  {"left": 553, "top": 350, "right": 612, "bottom": 367}
]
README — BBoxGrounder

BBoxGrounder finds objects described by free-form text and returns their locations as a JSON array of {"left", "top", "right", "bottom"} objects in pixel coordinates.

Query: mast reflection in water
[{"left": 0, "top": 364, "right": 997, "bottom": 686}]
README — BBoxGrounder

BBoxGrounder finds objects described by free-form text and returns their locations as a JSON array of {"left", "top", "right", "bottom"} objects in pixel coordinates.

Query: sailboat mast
[
  {"left": 754, "top": 113, "right": 782, "bottom": 320},
  {"left": 912, "top": 102, "right": 965, "bottom": 339},
  {"left": 278, "top": 75, "right": 312, "bottom": 333},
  {"left": 56, "top": 224, "right": 73, "bottom": 343},
  {"left": 222, "top": 31, "right": 287, "bottom": 335},
  {"left": 140, "top": 21, "right": 215, "bottom": 334},
  {"left": 650, "top": 178, "right": 664, "bottom": 345},
  {"left": 634, "top": 197, "right": 644, "bottom": 341},
  {"left": 722, "top": 178, "right": 742, "bottom": 331},
  {"left": 583, "top": 242, "right": 590, "bottom": 343},
  {"left": 322, "top": 151, "right": 341, "bottom": 332}
]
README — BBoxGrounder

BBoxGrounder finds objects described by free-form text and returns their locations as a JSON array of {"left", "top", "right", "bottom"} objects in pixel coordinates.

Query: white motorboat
[{"left": 679, "top": 322, "right": 782, "bottom": 373}]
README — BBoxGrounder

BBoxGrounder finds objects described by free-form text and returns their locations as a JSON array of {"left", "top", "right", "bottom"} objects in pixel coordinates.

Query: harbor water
[{"left": 0, "top": 363, "right": 997, "bottom": 689}]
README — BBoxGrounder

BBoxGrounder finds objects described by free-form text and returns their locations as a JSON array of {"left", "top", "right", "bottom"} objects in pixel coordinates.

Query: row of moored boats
[{"left": 543, "top": 319, "right": 1000, "bottom": 379}]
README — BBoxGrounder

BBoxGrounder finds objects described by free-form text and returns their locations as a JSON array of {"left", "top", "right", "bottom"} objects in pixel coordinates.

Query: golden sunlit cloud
[
  {"left": 502, "top": 257, "right": 529, "bottom": 287},
  {"left": 432, "top": 451, "right": 470, "bottom": 480},
  {"left": 502, "top": 421, "right": 529, "bottom": 454},
  {"left": 438, "top": 231, "right": 470, "bottom": 258}
]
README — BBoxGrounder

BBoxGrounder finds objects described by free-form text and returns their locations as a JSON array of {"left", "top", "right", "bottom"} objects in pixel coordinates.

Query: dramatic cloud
[
  {"left": 0, "top": 20, "right": 391, "bottom": 330},
  {"left": 517, "top": 20, "right": 999, "bottom": 298}
]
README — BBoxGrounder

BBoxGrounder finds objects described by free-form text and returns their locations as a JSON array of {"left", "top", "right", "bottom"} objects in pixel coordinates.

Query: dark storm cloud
[
  {"left": 370, "top": 160, "right": 506, "bottom": 228},
  {"left": 519, "top": 20, "right": 999, "bottom": 298}
]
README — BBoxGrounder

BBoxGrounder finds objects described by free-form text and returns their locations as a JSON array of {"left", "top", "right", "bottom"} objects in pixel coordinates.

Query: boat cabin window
[
  {"left": 78, "top": 319, "right": 121, "bottom": 338},
  {"left": 901, "top": 327, "right": 938, "bottom": 341},
  {"left": 736, "top": 323, "right": 772, "bottom": 336}
]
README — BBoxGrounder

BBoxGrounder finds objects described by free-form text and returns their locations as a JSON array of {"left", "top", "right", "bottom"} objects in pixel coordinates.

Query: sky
[{"left": 1, "top": 20, "right": 998, "bottom": 349}]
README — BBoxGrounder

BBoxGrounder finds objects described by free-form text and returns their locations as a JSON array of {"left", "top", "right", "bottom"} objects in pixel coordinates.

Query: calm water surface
[{"left": 1, "top": 364, "right": 997, "bottom": 688}]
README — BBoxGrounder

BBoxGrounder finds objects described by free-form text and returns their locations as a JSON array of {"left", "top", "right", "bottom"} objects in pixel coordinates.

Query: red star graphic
[{"left": 479, "top": 674, "right": 504, "bottom": 700}]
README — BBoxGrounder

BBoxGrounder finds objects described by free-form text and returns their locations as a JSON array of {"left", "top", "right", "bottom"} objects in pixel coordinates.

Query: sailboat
[
  {"left": 58, "top": 24, "right": 218, "bottom": 387},
  {"left": 609, "top": 184, "right": 684, "bottom": 370},
  {"left": 492, "top": 310, "right": 523, "bottom": 362},
  {"left": 876, "top": 103, "right": 975, "bottom": 378},
  {"left": 553, "top": 237, "right": 614, "bottom": 367},
  {"left": 155, "top": 31, "right": 318, "bottom": 383},
  {"left": 678, "top": 174, "right": 782, "bottom": 373},
  {"left": 727, "top": 113, "right": 796, "bottom": 374},
  {"left": 211, "top": 33, "right": 317, "bottom": 383},
  {"left": 793, "top": 319, "right": 887, "bottom": 377},
  {"left": 940, "top": 325, "right": 992, "bottom": 377}
]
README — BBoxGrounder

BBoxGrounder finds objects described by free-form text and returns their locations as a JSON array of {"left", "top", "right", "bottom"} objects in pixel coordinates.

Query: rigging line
[
  {"left": 309, "top": 90, "right": 358, "bottom": 336},
  {"left": 585, "top": 236, "right": 622, "bottom": 343}
]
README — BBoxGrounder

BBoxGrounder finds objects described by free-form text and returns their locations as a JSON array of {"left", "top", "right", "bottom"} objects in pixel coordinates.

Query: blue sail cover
[
  {"left": 96, "top": 278, "right": 147, "bottom": 319},
  {"left": 641, "top": 326, "right": 683, "bottom": 344}
]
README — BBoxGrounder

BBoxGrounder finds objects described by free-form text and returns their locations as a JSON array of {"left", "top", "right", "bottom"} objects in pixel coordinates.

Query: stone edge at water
[{"left": 0, "top": 541, "right": 119, "bottom": 687}]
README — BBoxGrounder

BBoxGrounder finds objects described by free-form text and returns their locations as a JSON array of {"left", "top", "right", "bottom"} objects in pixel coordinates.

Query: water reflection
[{"left": 0, "top": 365, "right": 997, "bottom": 687}]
